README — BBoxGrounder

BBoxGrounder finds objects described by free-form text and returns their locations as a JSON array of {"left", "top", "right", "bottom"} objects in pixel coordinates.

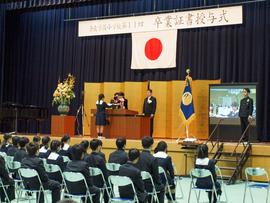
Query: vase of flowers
[{"left": 52, "top": 74, "right": 75, "bottom": 115}]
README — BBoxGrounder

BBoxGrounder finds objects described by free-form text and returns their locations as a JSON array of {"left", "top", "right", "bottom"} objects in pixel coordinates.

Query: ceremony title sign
[{"left": 78, "top": 6, "right": 242, "bottom": 37}]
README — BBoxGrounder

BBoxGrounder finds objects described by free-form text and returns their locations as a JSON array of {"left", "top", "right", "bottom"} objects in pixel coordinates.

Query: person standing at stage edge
[
  {"left": 143, "top": 89, "right": 157, "bottom": 137},
  {"left": 239, "top": 88, "right": 254, "bottom": 142}
]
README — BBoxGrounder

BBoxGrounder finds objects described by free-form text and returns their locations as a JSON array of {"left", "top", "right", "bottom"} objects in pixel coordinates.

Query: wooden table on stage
[
  {"left": 90, "top": 109, "right": 150, "bottom": 139},
  {"left": 51, "top": 115, "right": 75, "bottom": 137}
]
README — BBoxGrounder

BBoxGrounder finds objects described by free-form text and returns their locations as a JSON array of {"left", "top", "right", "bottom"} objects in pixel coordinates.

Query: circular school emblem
[{"left": 182, "top": 92, "right": 193, "bottom": 105}]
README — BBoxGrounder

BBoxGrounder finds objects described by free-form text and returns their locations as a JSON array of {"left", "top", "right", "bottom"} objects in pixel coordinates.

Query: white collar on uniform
[
  {"left": 48, "top": 152, "right": 59, "bottom": 160},
  {"left": 62, "top": 143, "right": 69, "bottom": 151},
  {"left": 196, "top": 158, "right": 209, "bottom": 165},
  {"left": 39, "top": 146, "right": 48, "bottom": 153},
  {"left": 96, "top": 100, "right": 103, "bottom": 104},
  {"left": 153, "top": 151, "right": 168, "bottom": 159}
]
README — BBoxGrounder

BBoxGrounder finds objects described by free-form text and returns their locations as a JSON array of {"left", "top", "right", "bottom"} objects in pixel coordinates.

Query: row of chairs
[{"left": 188, "top": 166, "right": 270, "bottom": 203}]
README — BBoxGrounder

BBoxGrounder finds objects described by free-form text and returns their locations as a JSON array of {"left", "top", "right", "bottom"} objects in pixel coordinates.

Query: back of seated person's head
[
  {"left": 116, "top": 137, "right": 126, "bottom": 150},
  {"left": 12, "top": 136, "right": 20, "bottom": 147},
  {"left": 128, "top": 148, "right": 140, "bottom": 163},
  {"left": 50, "top": 140, "right": 61, "bottom": 152},
  {"left": 33, "top": 136, "right": 41, "bottom": 144},
  {"left": 197, "top": 144, "right": 209, "bottom": 159},
  {"left": 26, "top": 142, "right": 39, "bottom": 156},
  {"left": 61, "top": 135, "right": 70, "bottom": 144},
  {"left": 142, "top": 136, "right": 154, "bottom": 149},
  {"left": 41, "top": 136, "right": 51, "bottom": 148},
  {"left": 80, "top": 140, "right": 89, "bottom": 153},
  {"left": 71, "top": 144, "right": 84, "bottom": 160},
  {"left": 3, "top": 133, "right": 12, "bottom": 143},
  {"left": 154, "top": 141, "right": 167, "bottom": 154},
  {"left": 19, "top": 137, "right": 29, "bottom": 149},
  {"left": 90, "top": 139, "right": 100, "bottom": 151}
]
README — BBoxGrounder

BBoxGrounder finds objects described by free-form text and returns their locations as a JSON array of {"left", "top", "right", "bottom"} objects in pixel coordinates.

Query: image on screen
[{"left": 209, "top": 84, "right": 256, "bottom": 119}]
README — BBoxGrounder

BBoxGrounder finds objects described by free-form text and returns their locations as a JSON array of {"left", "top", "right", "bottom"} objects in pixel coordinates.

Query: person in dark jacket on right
[
  {"left": 119, "top": 148, "right": 147, "bottom": 203},
  {"left": 109, "top": 137, "right": 128, "bottom": 165},
  {"left": 137, "top": 136, "right": 165, "bottom": 203}
]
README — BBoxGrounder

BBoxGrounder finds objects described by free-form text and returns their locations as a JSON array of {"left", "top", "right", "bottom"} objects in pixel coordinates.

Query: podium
[
  {"left": 51, "top": 115, "right": 75, "bottom": 137},
  {"left": 90, "top": 109, "right": 150, "bottom": 139}
]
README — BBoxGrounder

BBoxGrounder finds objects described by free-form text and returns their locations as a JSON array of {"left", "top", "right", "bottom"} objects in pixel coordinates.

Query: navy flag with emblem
[{"left": 180, "top": 76, "right": 195, "bottom": 122}]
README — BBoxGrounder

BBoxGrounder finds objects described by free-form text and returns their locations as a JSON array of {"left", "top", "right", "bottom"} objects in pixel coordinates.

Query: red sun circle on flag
[{"left": 144, "top": 38, "right": 163, "bottom": 60}]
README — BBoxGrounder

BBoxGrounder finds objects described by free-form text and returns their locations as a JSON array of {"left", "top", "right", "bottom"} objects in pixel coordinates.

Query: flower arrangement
[{"left": 52, "top": 74, "right": 75, "bottom": 106}]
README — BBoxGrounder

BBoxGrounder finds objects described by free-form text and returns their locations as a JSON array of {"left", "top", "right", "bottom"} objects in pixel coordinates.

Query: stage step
[
  {"left": 216, "top": 158, "right": 238, "bottom": 162},
  {"left": 219, "top": 166, "right": 236, "bottom": 170}
]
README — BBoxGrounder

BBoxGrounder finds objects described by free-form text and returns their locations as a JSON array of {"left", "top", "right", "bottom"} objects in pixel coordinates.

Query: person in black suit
[
  {"left": 143, "top": 89, "right": 157, "bottom": 137},
  {"left": 239, "top": 88, "right": 254, "bottom": 141},
  {"left": 14, "top": 137, "right": 29, "bottom": 162},
  {"left": 7, "top": 136, "right": 20, "bottom": 156},
  {"left": 195, "top": 144, "right": 221, "bottom": 203},
  {"left": 39, "top": 136, "right": 51, "bottom": 159},
  {"left": 59, "top": 135, "right": 73, "bottom": 159},
  {"left": 47, "top": 140, "right": 65, "bottom": 171},
  {"left": 84, "top": 139, "right": 109, "bottom": 202},
  {"left": 136, "top": 136, "right": 165, "bottom": 203},
  {"left": 153, "top": 141, "right": 175, "bottom": 201},
  {"left": 119, "top": 148, "right": 147, "bottom": 203},
  {"left": 109, "top": 137, "right": 128, "bottom": 165},
  {"left": 0, "top": 156, "right": 15, "bottom": 202},
  {"left": 0, "top": 133, "right": 12, "bottom": 153},
  {"left": 65, "top": 144, "right": 100, "bottom": 203},
  {"left": 21, "top": 142, "right": 61, "bottom": 203}
]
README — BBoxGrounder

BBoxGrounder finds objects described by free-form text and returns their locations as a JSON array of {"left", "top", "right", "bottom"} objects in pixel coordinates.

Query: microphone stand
[{"left": 75, "top": 103, "right": 90, "bottom": 136}]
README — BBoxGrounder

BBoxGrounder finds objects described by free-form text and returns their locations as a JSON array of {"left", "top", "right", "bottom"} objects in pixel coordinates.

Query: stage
[{"left": 0, "top": 134, "right": 269, "bottom": 179}]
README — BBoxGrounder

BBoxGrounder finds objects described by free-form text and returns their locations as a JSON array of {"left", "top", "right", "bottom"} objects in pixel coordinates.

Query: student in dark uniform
[
  {"left": 39, "top": 136, "right": 51, "bottom": 159},
  {"left": 153, "top": 141, "right": 175, "bottom": 201},
  {"left": 195, "top": 144, "right": 221, "bottom": 203},
  {"left": 21, "top": 142, "right": 61, "bottom": 203},
  {"left": 239, "top": 88, "right": 254, "bottom": 141},
  {"left": 14, "top": 137, "right": 29, "bottom": 162},
  {"left": 7, "top": 136, "right": 20, "bottom": 156},
  {"left": 119, "top": 148, "right": 148, "bottom": 203},
  {"left": 47, "top": 140, "right": 65, "bottom": 171},
  {"left": 59, "top": 135, "right": 73, "bottom": 159},
  {"left": 137, "top": 136, "right": 165, "bottom": 203},
  {"left": 143, "top": 89, "right": 157, "bottom": 137},
  {"left": 109, "top": 137, "right": 128, "bottom": 165},
  {"left": 65, "top": 144, "right": 100, "bottom": 203},
  {"left": 0, "top": 133, "right": 12, "bottom": 153},
  {"left": 0, "top": 156, "right": 15, "bottom": 202},
  {"left": 96, "top": 93, "right": 112, "bottom": 138}
]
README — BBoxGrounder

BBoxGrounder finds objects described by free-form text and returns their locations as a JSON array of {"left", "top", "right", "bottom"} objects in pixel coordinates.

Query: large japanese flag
[{"left": 131, "top": 30, "right": 177, "bottom": 69}]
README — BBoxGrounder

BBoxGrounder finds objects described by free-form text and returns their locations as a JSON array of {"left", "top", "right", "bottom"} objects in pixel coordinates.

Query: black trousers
[
  {"left": 0, "top": 182, "right": 15, "bottom": 202},
  {"left": 150, "top": 117, "right": 154, "bottom": 137},
  {"left": 38, "top": 180, "right": 61, "bottom": 203},
  {"left": 240, "top": 117, "right": 249, "bottom": 141}
]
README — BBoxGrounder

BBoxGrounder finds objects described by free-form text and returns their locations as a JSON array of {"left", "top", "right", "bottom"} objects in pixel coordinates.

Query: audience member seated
[
  {"left": 39, "top": 136, "right": 51, "bottom": 159},
  {"left": 47, "top": 140, "right": 65, "bottom": 171},
  {"left": 33, "top": 136, "right": 41, "bottom": 145},
  {"left": 14, "top": 137, "right": 29, "bottom": 162},
  {"left": 59, "top": 135, "right": 72, "bottom": 159},
  {"left": 153, "top": 141, "right": 175, "bottom": 202},
  {"left": 97, "top": 139, "right": 106, "bottom": 161},
  {"left": 195, "top": 144, "right": 222, "bottom": 203},
  {"left": 65, "top": 144, "right": 100, "bottom": 203},
  {"left": 80, "top": 140, "right": 90, "bottom": 160},
  {"left": 21, "top": 142, "right": 61, "bottom": 203},
  {"left": 7, "top": 136, "right": 20, "bottom": 156},
  {"left": 109, "top": 137, "right": 128, "bottom": 165},
  {"left": 0, "top": 155, "right": 15, "bottom": 202},
  {"left": 85, "top": 139, "right": 108, "bottom": 202},
  {"left": 0, "top": 133, "right": 12, "bottom": 153},
  {"left": 119, "top": 148, "right": 147, "bottom": 203},
  {"left": 137, "top": 136, "right": 165, "bottom": 203}
]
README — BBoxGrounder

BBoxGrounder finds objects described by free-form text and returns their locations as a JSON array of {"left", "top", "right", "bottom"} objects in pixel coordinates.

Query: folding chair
[
  {"left": 172, "top": 163, "right": 183, "bottom": 199},
  {"left": 141, "top": 171, "right": 159, "bottom": 203},
  {"left": 63, "top": 171, "right": 94, "bottom": 203},
  {"left": 106, "top": 163, "right": 121, "bottom": 175},
  {"left": 243, "top": 167, "right": 270, "bottom": 203},
  {"left": 62, "top": 156, "right": 71, "bottom": 163},
  {"left": 158, "top": 166, "right": 175, "bottom": 202},
  {"left": 108, "top": 175, "right": 139, "bottom": 203},
  {"left": 18, "top": 168, "right": 50, "bottom": 203},
  {"left": 89, "top": 167, "right": 110, "bottom": 201},
  {"left": 44, "top": 163, "right": 65, "bottom": 189},
  {"left": 7, "top": 161, "right": 22, "bottom": 196},
  {"left": 188, "top": 168, "right": 218, "bottom": 203},
  {"left": 0, "top": 177, "right": 11, "bottom": 203},
  {"left": 215, "top": 165, "right": 228, "bottom": 203}
]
